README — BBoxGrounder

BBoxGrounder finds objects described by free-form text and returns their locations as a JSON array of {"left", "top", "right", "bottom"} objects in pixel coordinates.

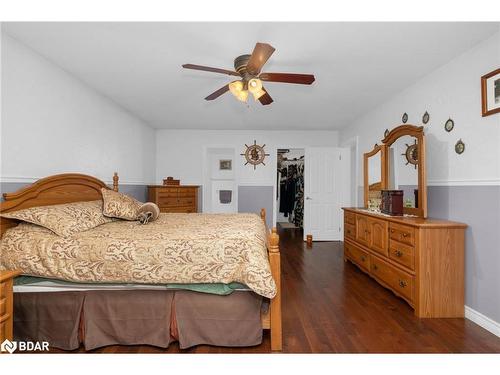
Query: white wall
[
  {"left": 340, "top": 29, "right": 500, "bottom": 188},
  {"left": 156, "top": 130, "right": 338, "bottom": 225},
  {"left": 156, "top": 130, "right": 339, "bottom": 186},
  {"left": 1, "top": 32, "right": 156, "bottom": 185}
]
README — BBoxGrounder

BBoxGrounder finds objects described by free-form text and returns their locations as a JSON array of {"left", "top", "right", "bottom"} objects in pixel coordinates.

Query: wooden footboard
[{"left": 260, "top": 209, "right": 282, "bottom": 351}]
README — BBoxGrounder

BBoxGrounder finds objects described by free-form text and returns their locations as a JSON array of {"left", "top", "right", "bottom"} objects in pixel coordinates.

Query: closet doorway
[{"left": 276, "top": 148, "right": 305, "bottom": 231}]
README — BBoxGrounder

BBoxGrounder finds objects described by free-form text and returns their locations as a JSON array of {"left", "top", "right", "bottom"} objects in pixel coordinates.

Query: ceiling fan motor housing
[{"left": 234, "top": 54, "right": 252, "bottom": 79}]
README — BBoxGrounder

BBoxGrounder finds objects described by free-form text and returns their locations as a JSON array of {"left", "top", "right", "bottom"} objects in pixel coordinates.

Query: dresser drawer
[
  {"left": 157, "top": 197, "right": 179, "bottom": 207},
  {"left": 157, "top": 191, "right": 180, "bottom": 199},
  {"left": 389, "top": 223, "right": 415, "bottom": 246},
  {"left": 159, "top": 197, "right": 195, "bottom": 207},
  {"left": 345, "top": 242, "right": 370, "bottom": 272},
  {"left": 177, "top": 197, "right": 195, "bottom": 206},
  {"left": 161, "top": 206, "right": 195, "bottom": 213},
  {"left": 392, "top": 266, "right": 414, "bottom": 302},
  {"left": 345, "top": 211, "right": 356, "bottom": 225},
  {"left": 389, "top": 240, "right": 415, "bottom": 270},
  {"left": 370, "top": 256, "right": 414, "bottom": 303},
  {"left": 345, "top": 223, "right": 356, "bottom": 240},
  {"left": 177, "top": 189, "right": 196, "bottom": 197}
]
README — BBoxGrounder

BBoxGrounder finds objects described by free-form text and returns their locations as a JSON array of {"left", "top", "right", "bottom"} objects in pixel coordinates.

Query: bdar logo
[{"left": 1, "top": 339, "right": 17, "bottom": 354}]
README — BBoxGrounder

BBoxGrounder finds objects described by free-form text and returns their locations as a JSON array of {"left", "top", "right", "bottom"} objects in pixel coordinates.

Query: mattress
[
  {"left": 13, "top": 275, "right": 251, "bottom": 294},
  {"left": 1, "top": 212, "right": 277, "bottom": 298}
]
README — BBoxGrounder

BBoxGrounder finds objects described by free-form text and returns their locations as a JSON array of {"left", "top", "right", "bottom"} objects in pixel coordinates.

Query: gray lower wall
[
  {"left": 1, "top": 182, "right": 148, "bottom": 202},
  {"left": 238, "top": 186, "right": 273, "bottom": 228},
  {"left": 427, "top": 185, "right": 500, "bottom": 323}
]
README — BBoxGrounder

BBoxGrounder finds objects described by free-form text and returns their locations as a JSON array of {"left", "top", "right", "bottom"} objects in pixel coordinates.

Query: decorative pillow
[
  {"left": 137, "top": 202, "right": 160, "bottom": 225},
  {"left": 0, "top": 200, "right": 113, "bottom": 237},
  {"left": 101, "top": 188, "right": 142, "bottom": 220}
]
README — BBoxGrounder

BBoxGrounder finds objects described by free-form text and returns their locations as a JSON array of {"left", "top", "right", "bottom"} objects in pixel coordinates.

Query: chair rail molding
[{"left": 427, "top": 178, "right": 500, "bottom": 186}]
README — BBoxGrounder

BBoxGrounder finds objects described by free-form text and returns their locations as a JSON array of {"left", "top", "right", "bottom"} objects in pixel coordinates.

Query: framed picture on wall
[
  {"left": 481, "top": 68, "right": 500, "bottom": 116},
  {"left": 219, "top": 159, "right": 232, "bottom": 170}
]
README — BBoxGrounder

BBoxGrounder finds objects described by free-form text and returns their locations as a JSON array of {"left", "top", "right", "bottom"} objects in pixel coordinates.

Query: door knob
[{"left": 306, "top": 197, "right": 312, "bottom": 200}]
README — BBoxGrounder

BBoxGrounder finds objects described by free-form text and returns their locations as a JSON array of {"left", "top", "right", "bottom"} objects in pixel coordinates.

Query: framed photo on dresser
[{"left": 481, "top": 68, "right": 500, "bottom": 116}]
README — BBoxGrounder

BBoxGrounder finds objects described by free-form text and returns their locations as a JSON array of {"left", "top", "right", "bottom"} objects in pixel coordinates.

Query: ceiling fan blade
[
  {"left": 258, "top": 89, "right": 273, "bottom": 106},
  {"left": 246, "top": 43, "right": 276, "bottom": 75},
  {"left": 182, "top": 64, "right": 240, "bottom": 77},
  {"left": 259, "top": 72, "right": 315, "bottom": 85},
  {"left": 205, "top": 84, "right": 230, "bottom": 101}
]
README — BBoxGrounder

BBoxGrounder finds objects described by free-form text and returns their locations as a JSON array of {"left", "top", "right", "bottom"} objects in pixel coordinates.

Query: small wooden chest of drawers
[
  {"left": 0, "top": 270, "right": 21, "bottom": 344},
  {"left": 148, "top": 185, "right": 199, "bottom": 213}
]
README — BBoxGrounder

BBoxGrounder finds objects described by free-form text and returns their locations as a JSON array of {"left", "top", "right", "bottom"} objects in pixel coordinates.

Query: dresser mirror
[
  {"left": 363, "top": 144, "right": 387, "bottom": 209},
  {"left": 382, "top": 125, "right": 427, "bottom": 218}
]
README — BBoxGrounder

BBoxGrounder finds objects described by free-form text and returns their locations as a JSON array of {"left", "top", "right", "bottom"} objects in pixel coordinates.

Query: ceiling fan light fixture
[
  {"left": 237, "top": 89, "right": 249, "bottom": 102},
  {"left": 248, "top": 78, "right": 263, "bottom": 93},
  {"left": 229, "top": 80, "right": 249, "bottom": 102},
  {"left": 229, "top": 80, "right": 244, "bottom": 96},
  {"left": 252, "top": 89, "right": 266, "bottom": 100}
]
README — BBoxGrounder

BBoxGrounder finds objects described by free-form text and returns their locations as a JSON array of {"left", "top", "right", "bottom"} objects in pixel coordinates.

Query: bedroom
[{"left": 0, "top": 1, "right": 500, "bottom": 373}]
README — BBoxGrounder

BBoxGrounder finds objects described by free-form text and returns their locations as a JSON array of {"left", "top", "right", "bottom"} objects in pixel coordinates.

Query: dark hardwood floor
[{"left": 50, "top": 226, "right": 500, "bottom": 353}]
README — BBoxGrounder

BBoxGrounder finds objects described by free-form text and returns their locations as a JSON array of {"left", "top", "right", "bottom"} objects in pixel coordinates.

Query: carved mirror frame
[
  {"left": 381, "top": 124, "right": 427, "bottom": 218},
  {"left": 363, "top": 143, "right": 388, "bottom": 208}
]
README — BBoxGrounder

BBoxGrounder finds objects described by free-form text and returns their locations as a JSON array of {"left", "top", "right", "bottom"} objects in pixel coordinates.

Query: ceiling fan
[{"left": 182, "top": 42, "right": 315, "bottom": 105}]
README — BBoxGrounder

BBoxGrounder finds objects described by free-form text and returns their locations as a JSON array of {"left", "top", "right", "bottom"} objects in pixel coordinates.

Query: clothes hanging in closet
[{"left": 278, "top": 160, "right": 304, "bottom": 227}]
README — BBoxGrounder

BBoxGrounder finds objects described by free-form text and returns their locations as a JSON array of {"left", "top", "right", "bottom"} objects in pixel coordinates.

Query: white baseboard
[{"left": 465, "top": 305, "right": 500, "bottom": 337}]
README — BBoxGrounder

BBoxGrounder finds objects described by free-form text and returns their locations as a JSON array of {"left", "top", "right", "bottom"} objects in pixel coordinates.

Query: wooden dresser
[
  {"left": 148, "top": 185, "right": 199, "bottom": 213},
  {"left": 343, "top": 208, "right": 466, "bottom": 318},
  {"left": 0, "top": 270, "right": 21, "bottom": 343}
]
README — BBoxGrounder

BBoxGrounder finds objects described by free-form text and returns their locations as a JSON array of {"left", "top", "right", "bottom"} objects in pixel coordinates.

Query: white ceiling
[{"left": 2, "top": 22, "right": 499, "bottom": 130}]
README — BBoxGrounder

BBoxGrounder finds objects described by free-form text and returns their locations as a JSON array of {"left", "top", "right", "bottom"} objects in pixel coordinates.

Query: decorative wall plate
[
  {"left": 402, "top": 139, "right": 418, "bottom": 169},
  {"left": 422, "top": 111, "right": 430, "bottom": 124},
  {"left": 444, "top": 118, "right": 454, "bottom": 132},
  {"left": 402, "top": 113, "right": 408, "bottom": 123},
  {"left": 241, "top": 140, "right": 270, "bottom": 169},
  {"left": 455, "top": 139, "right": 465, "bottom": 154},
  {"left": 384, "top": 129, "right": 390, "bottom": 138}
]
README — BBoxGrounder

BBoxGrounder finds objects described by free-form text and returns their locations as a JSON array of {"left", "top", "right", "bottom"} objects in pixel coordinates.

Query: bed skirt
[{"left": 13, "top": 290, "right": 263, "bottom": 351}]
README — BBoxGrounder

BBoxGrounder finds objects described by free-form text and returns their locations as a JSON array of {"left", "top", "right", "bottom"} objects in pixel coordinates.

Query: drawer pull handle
[
  {"left": 394, "top": 250, "right": 403, "bottom": 257},
  {"left": 373, "top": 264, "right": 378, "bottom": 271},
  {"left": 402, "top": 233, "right": 408, "bottom": 238},
  {"left": 347, "top": 230, "right": 351, "bottom": 234},
  {"left": 360, "top": 256, "right": 366, "bottom": 262},
  {"left": 398, "top": 279, "right": 407, "bottom": 288},
  {"left": 391, "top": 229, "right": 395, "bottom": 233}
]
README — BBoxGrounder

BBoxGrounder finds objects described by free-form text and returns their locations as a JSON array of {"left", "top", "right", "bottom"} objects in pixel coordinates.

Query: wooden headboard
[{"left": 0, "top": 172, "right": 119, "bottom": 238}]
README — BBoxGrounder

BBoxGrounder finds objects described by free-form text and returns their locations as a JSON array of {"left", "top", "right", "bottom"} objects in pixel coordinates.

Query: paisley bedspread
[{"left": 0, "top": 213, "right": 276, "bottom": 298}]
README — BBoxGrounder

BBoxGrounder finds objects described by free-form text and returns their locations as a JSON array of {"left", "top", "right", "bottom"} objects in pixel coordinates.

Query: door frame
[
  {"left": 272, "top": 145, "right": 306, "bottom": 228},
  {"left": 202, "top": 144, "right": 238, "bottom": 213},
  {"left": 340, "top": 136, "right": 359, "bottom": 208}
]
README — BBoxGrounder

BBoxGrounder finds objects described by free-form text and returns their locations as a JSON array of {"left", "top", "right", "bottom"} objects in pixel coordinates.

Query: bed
[{"left": 0, "top": 173, "right": 282, "bottom": 351}]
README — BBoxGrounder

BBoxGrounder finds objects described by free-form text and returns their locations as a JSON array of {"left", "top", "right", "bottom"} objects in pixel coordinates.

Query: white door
[{"left": 304, "top": 147, "right": 350, "bottom": 241}]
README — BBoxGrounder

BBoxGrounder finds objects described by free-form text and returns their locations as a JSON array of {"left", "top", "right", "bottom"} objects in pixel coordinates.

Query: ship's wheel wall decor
[
  {"left": 402, "top": 139, "right": 419, "bottom": 169},
  {"left": 241, "top": 140, "right": 270, "bottom": 169}
]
